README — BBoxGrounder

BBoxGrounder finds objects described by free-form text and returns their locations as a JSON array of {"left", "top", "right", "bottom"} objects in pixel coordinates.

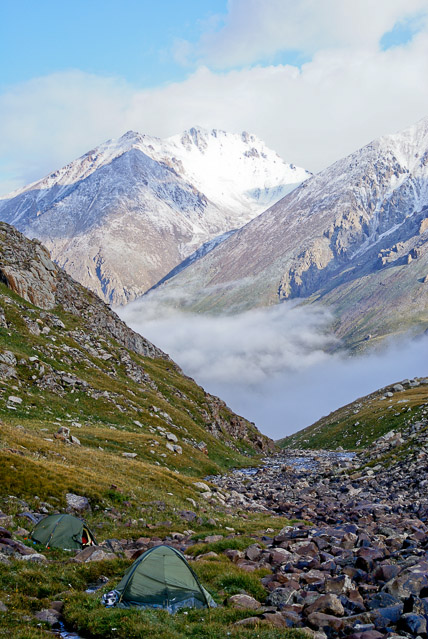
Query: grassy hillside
[
  {"left": 278, "top": 377, "right": 428, "bottom": 450},
  {"left": 0, "top": 277, "right": 273, "bottom": 533}
]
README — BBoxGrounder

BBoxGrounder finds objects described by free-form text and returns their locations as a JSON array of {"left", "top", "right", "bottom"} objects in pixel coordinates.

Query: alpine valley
[
  {"left": 1, "top": 118, "right": 428, "bottom": 639},
  {"left": 0, "top": 127, "right": 310, "bottom": 306},
  {"left": 1, "top": 223, "right": 428, "bottom": 639}
]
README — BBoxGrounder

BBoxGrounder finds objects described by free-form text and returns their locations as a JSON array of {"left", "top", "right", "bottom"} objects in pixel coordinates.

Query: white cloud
[
  {"left": 0, "top": 71, "right": 133, "bottom": 191},
  {"left": 119, "top": 294, "right": 428, "bottom": 440},
  {"left": 121, "top": 294, "right": 337, "bottom": 385},
  {"left": 195, "top": 0, "right": 428, "bottom": 67}
]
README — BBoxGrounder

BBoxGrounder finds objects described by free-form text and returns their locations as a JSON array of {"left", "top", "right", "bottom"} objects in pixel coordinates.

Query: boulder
[
  {"left": 0, "top": 537, "right": 34, "bottom": 555},
  {"left": 179, "top": 510, "right": 197, "bottom": 522},
  {"left": 74, "top": 546, "right": 114, "bottom": 562},
  {"left": 270, "top": 548, "right": 294, "bottom": 564},
  {"left": 305, "top": 594, "right": 345, "bottom": 617},
  {"left": 233, "top": 617, "right": 260, "bottom": 627},
  {"left": 66, "top": 493, "right": 90, "bottom": 513},
  {"left": 383, "top": 563, "right": 428, "bottom": 599},
  {"left": 397, "top": 612, "right": 427, "bottom": 636},
  {"left": 236, "top": 559, "right": 259, "bottom": 572},
  {"left": 260, "top": 611, "right": 290, "bottom": 628},
  {"left": 372, "top": 564, "right": 401, "bottom": 582},
  {"left": 307, "top": 612, "right": 345, "bottom": 632},
  {"left": 228, "top": 594, "right": 262, "bottom": 610},
  {"left": 56, "top": 426, "right": 70, "bottom": 439},
  {"left": 245, "top": 544, "right": 262, "bottom": 561},
  {"left": 195, "top": 551, "right": 219, "bottom": 561},
  {"left": 34, "top": 608, "right": 62, "bottom": 628},
  {"left": 366, "top": 592, "right": 400, "bottom": 610},
  {"left": 325, "top": 574, "right": 355, "bottom": 595},
  {"left": 19, "top": 553, "right": 47, "bottom": 562},
  {"left": 193, "top": 482, "right": 211, "bottom": 492},
  {"left": 267, "top": 587, "right": 298, "bottom": 608},
  {"left": 204, "top": 535, "right": 223, "bottom": 543}
]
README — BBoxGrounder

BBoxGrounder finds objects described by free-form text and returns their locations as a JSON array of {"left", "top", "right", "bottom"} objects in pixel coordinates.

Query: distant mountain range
[
  {"left": 2, "top": 118, "right": 427, "bottom": 348},
  {"left": 154, "top": 118, "right": 428, "bottom": 348},
  {"left": 0, "top": 127, "right": 310, "bottom": 305}
]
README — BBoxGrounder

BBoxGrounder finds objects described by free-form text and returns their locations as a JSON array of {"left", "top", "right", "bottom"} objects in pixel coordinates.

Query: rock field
[{"left": 3, "top": 438, "right": 428, "bottom": 637}]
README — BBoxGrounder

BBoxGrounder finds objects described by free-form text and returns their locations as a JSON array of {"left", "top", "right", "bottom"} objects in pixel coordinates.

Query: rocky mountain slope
[
  {"left": 278, "top": 375, "right": 428, "bottom": 451},
  {"left": 155, "top": 118, "right": 428, "bottom": 347},
  {"left": 0, "top": 128, "right": 310, "bottom": 305},
  {"left": 0, "top": 222, "right": 273, "bottom": 512}
]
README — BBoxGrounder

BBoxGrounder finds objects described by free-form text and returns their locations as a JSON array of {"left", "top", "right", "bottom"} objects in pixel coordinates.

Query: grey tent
[
  {"left": 103, "top": 545, "right": 216, "bottom": 613},
  {"left": 30, "top": 514, "right": 96, "bottom": 550}
]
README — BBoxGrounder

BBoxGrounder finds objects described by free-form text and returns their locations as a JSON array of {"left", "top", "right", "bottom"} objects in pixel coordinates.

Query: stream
[{"left": 231, "top": 450, "right": 356, "bottom": 476}]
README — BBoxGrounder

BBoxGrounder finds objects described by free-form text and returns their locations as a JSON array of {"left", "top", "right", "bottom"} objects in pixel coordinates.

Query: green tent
[
  {"left": 30, "top": 514, "right": 97, "bottom": 550},
  {"left": 106, "top": 545, "right": 216, "bottom": 612}
]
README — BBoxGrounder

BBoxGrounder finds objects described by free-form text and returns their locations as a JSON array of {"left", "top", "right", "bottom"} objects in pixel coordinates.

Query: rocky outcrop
[
  {"left": 0, "top": 222, "right": 167, "bottom": 360},
  {"left": 419, "top": 217, "right": 428, "bottom": 234},
  {"left": 278, "top": 237, "right": 335, "bottom": 300},
  {"left": 203, "top": 394, "right": 275, "bottom": 453},
  {"left": 0, "top": 232, "right": 57, "bottom": 310}
]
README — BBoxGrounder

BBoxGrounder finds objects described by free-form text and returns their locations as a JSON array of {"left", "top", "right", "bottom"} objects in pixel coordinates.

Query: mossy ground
[
  {"left": 0, "top": 522, "right": 303, "bottom": 639},
  {"left": 278, "top": 380, "right": 428, "bottom": 450}
]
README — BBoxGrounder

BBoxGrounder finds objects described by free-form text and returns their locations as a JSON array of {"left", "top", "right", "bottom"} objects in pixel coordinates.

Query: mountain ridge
[
  {"left": 278, "top": 374, "right": 428, "bottom": 451},
  {"left": 0, "top": 127, "right": 310, "bottom": 305},
  {"left": 152, "top": 117, "right": 428, "bottom": 347}
]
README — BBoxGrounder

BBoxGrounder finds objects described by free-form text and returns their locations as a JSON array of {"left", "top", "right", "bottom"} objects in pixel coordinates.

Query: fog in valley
[{"left": 120, "top": 293, "right": 428, "bottom": 440}]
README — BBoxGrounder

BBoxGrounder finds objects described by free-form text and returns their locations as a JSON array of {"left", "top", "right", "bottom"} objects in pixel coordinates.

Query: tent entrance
[{"left": 81, "top": 526, "right": 96, "bottom": 546}]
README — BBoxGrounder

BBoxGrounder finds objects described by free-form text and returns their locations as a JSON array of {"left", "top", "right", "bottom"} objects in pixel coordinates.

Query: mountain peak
[
  {"left": 376, "top": 115, "right": 428, "bottom": 161},
  {"left": 119, "top": 129, "right": 144, "bottom": 142},
  {"left": 0, "top": 126, "right": 310, "bottom": 305},
  {"left": 175, "top": 126, "right": 266, "bottom": 152}
]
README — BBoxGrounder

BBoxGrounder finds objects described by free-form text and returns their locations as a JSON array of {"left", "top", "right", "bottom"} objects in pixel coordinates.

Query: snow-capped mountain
[
  {"left": 154, "top": 118, "right": 428, "bottom": 346},
  {"left": 0, "top": 127, "right": 310, "bottom": 305}
]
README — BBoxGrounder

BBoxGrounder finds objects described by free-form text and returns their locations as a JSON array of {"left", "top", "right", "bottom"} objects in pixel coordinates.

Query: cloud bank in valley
[{"left": 119, "top": 294, "right": 428, "bottom": 440}]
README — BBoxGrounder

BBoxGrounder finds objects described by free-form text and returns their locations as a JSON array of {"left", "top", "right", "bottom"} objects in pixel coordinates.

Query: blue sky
[
  {"left": 0, "top": 0, "right": 428, "bottom": 193},
  {"left": 1, "top": 0, "right": 419, "bottom": 91},
  {"left": 0, "top": 0, "right": 316, "bottom": 91},
  {"left": 0, "top": 1, "right": 226, "bottom": 89}
]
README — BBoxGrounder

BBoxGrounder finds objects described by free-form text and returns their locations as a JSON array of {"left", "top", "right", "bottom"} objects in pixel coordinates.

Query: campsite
[{"left": 0, "top": 506, "right": 302, "bottom": 639}]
